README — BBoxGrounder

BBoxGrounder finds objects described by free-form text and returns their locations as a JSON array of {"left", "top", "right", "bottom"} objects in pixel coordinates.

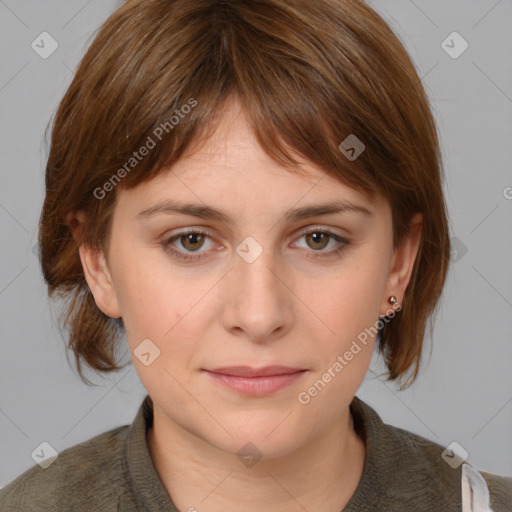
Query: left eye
[
  {"left": 171, "top": 231, "right": 211, "bottom": 252},
  {"left": 295, "top": 230, "right": 343, "bottom": 252},
  {"left": 161, "top": 228, "right": 350, "bottom": 261}
]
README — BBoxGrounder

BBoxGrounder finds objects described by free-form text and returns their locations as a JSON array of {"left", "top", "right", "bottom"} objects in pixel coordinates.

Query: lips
[
  {"left": 203, "top": 366, "right": 307, "bottom": 396},
  {"left": 206, "top": 365, "right": 305, "bottom": 377}
]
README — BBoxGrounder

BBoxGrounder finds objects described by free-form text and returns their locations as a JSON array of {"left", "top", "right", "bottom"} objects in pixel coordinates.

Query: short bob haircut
[{"left": 38, "top": 0, "right": 451, "bottom": 390}]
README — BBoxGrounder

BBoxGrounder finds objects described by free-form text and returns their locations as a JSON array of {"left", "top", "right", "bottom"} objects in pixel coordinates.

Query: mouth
[
  {"left": 202, "top": 366, "right": 308, "bottom": 396},
  {"left": 206, "top": 365, "right": 306, "bottom": 377}
]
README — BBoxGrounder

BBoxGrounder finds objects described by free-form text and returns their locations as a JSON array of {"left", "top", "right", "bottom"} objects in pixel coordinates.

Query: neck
[{"left": 147, "top": 404, "right": 366, "bottom": 512}]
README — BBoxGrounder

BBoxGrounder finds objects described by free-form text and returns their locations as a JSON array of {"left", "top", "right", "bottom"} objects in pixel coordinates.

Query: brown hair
[{"left": 39, "top": 0, "right": 451, "bottom": 389}]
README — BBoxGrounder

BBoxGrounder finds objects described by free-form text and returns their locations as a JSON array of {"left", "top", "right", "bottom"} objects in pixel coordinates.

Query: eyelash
[{"left": 161, "top": 228, "right": 350, "bottom": 262}]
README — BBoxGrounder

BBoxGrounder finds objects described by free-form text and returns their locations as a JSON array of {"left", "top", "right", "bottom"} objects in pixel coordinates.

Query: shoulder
[
  {"left": 0, "top": 424, "right": 131, "bottom": 511},
  {"left": 479, "top": 469, "right": 512, "bottom": 512},
  {"left": 351, "top": 397, "right": 464, "bottom": 509},
  {"left": 381, "top": 421, "right": 464, "bottom": 487},
  {"left": 381, "top": 421, "right": 512, "bottom": 511}
]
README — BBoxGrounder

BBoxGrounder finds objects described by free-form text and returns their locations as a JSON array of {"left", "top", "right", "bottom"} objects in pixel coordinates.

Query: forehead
[
  {"left": 114, "top": 99, "right": 385, "bottom": 220},
  {"left": 178, "top": 99, "right": 320, "bottom": 179}
]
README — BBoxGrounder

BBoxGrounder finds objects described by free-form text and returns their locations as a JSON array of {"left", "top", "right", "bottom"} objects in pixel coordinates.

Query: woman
[{"left": 1, "top": 0, "right": 510, "bottom": 510}]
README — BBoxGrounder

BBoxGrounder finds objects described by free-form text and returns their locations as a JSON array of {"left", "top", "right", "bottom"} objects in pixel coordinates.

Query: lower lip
[{"left": 204, "top": 370, "right": 306, "bottom": 396}]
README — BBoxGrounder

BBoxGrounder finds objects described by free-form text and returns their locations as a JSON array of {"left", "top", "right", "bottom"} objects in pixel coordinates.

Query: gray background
[{"left": 1, "top": 0, "right": 511, "bottom": 490}]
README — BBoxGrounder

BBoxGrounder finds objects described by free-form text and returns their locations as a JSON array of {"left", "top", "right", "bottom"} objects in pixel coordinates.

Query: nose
[{"left": 220, "top": 240, "right": 294, "bottom": 344}]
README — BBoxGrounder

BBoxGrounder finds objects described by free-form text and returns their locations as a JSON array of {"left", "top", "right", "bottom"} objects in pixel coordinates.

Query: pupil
[
  {"left": 184, "top": 233, "right": 203, "bottom": 251},
  {"left": 310, "top": 232, "right": 327, "bottom": 249}
]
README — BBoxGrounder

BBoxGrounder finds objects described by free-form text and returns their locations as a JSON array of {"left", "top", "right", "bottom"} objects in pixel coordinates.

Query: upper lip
[{"left": 205, "top": 365, "right": 306, "bottom": 377}]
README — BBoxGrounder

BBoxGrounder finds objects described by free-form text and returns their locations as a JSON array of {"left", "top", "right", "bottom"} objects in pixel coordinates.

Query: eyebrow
[{"left": 136, "top": 199, "right": 372, "bottom": 223}]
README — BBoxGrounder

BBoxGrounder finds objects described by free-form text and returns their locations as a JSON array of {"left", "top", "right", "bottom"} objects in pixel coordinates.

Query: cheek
[
  {"left": 298, "top": 257, "right": 387, "bottom": 347},
  {"left": 294, "top": 267, "right": 383, "bottom": 413},
  {"left": 114, "top": 248, "right": 214, "bottom": 352},
  {"left": 110, "top": 246, "right": 173, "bottom": 339}
]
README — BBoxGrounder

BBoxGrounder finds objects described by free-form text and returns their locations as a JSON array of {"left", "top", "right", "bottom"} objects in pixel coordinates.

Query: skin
[{"left": 73, "top": 97, "right": 422, "bottom": 512}]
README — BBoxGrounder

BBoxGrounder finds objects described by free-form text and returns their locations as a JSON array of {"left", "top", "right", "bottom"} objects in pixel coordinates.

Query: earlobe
[
  {"left": 381, "top": 213, "right": 423, "bottom": 315},
  {"left": 78, "top": 243, "right": 122, "bottom": 319}
]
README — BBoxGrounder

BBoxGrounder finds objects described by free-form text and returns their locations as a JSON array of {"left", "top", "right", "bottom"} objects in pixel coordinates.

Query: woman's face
[{"left": 80, "top": 99, "right": 420, "bottom": 462}]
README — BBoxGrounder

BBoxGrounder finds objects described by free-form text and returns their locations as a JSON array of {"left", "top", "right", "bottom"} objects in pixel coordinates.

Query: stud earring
[{"left": 379, "top": 296, "right": 401, "bottom": 320}]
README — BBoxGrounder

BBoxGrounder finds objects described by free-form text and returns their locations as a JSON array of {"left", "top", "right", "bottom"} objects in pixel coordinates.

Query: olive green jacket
[{"left": 1, "top": 394, "right": 510, "bottom": 511}]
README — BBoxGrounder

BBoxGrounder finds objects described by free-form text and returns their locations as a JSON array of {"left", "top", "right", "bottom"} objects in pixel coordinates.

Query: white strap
[{"left": 461, "top": 463, "right": 494, "bottom": 512}]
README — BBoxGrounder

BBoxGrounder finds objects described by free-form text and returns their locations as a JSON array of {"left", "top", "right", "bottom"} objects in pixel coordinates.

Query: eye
[
  {"left": 161, "top": 228, "right": 216, "bottom": 261},
  {"left": 161, "top": 227, "right": 350, "bottom": 262},
  {"left": 292, "top": 228, "right": 350, "bottom": 259}
]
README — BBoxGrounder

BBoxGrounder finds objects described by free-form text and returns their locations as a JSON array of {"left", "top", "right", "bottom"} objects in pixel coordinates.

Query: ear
[
  {"left": 380, "top": 213, "right": 423, "bottom": 316},
  {"left": 67, "top": 210, "right": 122, "bottom": 319}
]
